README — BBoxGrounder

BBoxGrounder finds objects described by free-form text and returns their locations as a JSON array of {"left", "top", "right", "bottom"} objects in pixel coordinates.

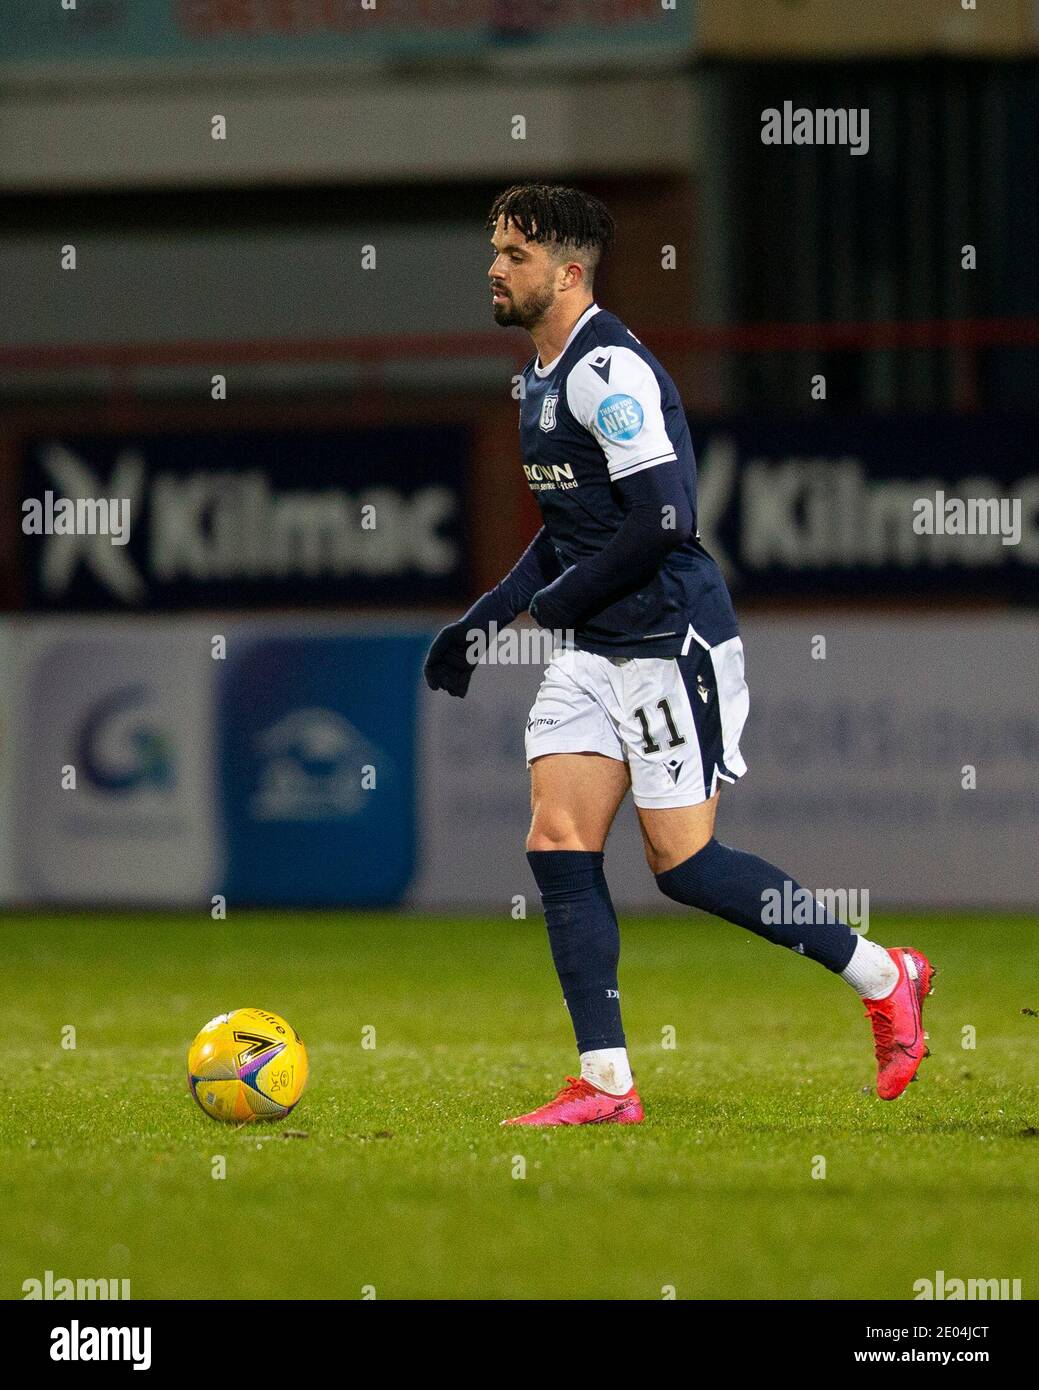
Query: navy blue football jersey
[{"left": 519, "top": 303, "right": 738, "bottom": 658}]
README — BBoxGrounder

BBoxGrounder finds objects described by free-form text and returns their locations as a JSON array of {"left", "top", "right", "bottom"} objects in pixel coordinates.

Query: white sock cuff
[
  {"left": 841, "top": 936, "right": 899, "bottom": 999},
  {"left": 579, "top": 1047, "right": 633, "bottom": 1095}
]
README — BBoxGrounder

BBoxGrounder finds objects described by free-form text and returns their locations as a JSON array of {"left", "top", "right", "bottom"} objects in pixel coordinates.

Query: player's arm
[
  {"left": 528, "top": 464, "right": 692, "bottom": 630},
  {"left": 528, "top": 348, "right": 693, "bottom": 630},
  {"left": 424, "top": 526, "right": 562, "bottom": 698}
]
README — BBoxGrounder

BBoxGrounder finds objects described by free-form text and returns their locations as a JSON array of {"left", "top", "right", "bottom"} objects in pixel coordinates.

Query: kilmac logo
[{"left": 596, "top": 394, "right": 644, "bottom": 442}]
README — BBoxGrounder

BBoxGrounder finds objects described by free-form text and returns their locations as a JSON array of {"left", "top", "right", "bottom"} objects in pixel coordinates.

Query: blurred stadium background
[{"left": 1, "top": 0, "right": 1037, "bottom": 915}]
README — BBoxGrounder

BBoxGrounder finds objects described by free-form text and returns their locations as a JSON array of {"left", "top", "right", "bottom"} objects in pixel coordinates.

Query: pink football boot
[
  {"left": 863, "top": 947, "right": 936, "bottom": 1099},
  {"left": 501, "top": 1075, "right": 644, "bottom": 1126}
]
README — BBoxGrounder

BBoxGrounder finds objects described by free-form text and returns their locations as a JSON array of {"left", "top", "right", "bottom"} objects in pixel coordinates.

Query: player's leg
[
  {"left": 628, "top": 638, "right": 879, "bottom": 973},
  {"left": 527, "top": 752, "right": 630, "bottom": 1093},
  {"left": 640, "top": 796, "right": 873, "bottom": 980},
  {"left": 643, "top": 797, "right": 935, "bottom": 1098},
  {"left": 510, "top": 752, "right": 644, "bottom": 1124},
  {"left": 636, "top": 789, "right": 719, "bottom": 871},
  {"left": 527, "top": 748, "right": 630, "bottom": 854},
  {"left": 504, "top": 652, "right": 643, "bottom": 1126},
  {"left": 624, "top": 637, "right": 935, "bottom": 1100}
]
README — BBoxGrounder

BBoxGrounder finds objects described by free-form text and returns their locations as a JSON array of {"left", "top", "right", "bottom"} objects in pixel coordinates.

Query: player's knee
[
  {"left": 646, "top": 836, "right": 711, "bottom": 878},
  {"left": 651, "top": 834, "right": 718, "bottom": 895},
  {"left": 641, "top": 802, "right": 719, "bottom": 878},
  {"left": 526, "top": 817, "right": 591, "bottom": 853},
  {"left": 644, "top": 844, "right": 673, "bottom": 878}
]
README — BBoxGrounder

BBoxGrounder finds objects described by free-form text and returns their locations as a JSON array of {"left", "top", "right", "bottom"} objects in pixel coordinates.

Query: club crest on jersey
[
  {"left": 596, "top": 393, "right": 644, "bottom": 442},
  {"left": 539, "top": 393, "right": 559, "bottom": 432}
]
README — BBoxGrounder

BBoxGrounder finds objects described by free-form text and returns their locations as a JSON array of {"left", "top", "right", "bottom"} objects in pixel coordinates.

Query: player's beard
[{"left": 492, "top": 279, "right": 556, "bottom": 331}]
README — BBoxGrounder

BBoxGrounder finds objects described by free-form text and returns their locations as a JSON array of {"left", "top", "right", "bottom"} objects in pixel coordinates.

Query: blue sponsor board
[
  {"left": 218, "top": 631, "right": 427, "bottom": 905},
  {"left": 20, "top": 426, "right": 470, "bottom": 611}
]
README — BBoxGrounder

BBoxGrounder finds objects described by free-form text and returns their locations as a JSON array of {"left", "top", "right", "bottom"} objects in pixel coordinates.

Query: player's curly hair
[{"left": 487, "top": 183, "right": 615, "bottom": 277}]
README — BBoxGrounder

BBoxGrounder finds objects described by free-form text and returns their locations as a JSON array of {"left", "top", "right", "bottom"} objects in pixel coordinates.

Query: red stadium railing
[
  {"left": 4, "top": 317, "right": 1039, "bottom": 370},
  {"left": 3, "top": 317, "right": 1037, "bottom": 415}
]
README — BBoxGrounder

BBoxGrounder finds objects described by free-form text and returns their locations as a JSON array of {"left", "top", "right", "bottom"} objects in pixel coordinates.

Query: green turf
[{"left": 1, "top": 911, "right": 1037, "bottom": 1300}]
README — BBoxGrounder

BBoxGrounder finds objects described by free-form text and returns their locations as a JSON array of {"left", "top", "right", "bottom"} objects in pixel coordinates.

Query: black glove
[{"left": 423, "top": 621, "right": 477, "bottom": 698}]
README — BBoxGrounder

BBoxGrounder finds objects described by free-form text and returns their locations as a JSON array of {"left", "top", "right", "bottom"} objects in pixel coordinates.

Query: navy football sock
[
  {"left": 655, "top": 837, "right": 857, "bottom": 973},
  {"left": 526, "top": 849, "right": 626, "bottom": 1054}
]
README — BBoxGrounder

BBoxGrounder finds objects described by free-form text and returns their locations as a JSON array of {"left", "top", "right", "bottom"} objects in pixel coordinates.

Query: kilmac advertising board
[
  {"left": 19, "top": 427, "right": 471, "bottom": 612},
  {"left": 687, "top": 415, "right": 1038, "bottom": 603}
]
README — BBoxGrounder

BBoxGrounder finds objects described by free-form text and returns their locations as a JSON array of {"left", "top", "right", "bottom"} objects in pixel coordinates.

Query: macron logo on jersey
[{"left": 596, "top": 394, "right": 645, "bottom": 442}]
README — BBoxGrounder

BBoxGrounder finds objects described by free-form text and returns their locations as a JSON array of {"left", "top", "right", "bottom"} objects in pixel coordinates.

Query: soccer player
[{"left": 424, "top": 184, "right": 935, "bottom": 1126}]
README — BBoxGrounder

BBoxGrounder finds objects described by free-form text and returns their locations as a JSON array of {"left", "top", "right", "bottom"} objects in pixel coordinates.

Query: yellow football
[{"left": 187, "top": 1008, "right": 308, "bottom": 1124}]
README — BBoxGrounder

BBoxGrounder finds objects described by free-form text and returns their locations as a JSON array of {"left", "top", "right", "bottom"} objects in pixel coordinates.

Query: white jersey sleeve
[{"left": 565, "top": 344, "right": 678, "bottom": 481}]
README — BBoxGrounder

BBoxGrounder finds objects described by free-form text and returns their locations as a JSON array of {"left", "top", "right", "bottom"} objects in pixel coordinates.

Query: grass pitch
[{"left": 2, "top": 911, "right": 1037, "bottom": 1300}]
